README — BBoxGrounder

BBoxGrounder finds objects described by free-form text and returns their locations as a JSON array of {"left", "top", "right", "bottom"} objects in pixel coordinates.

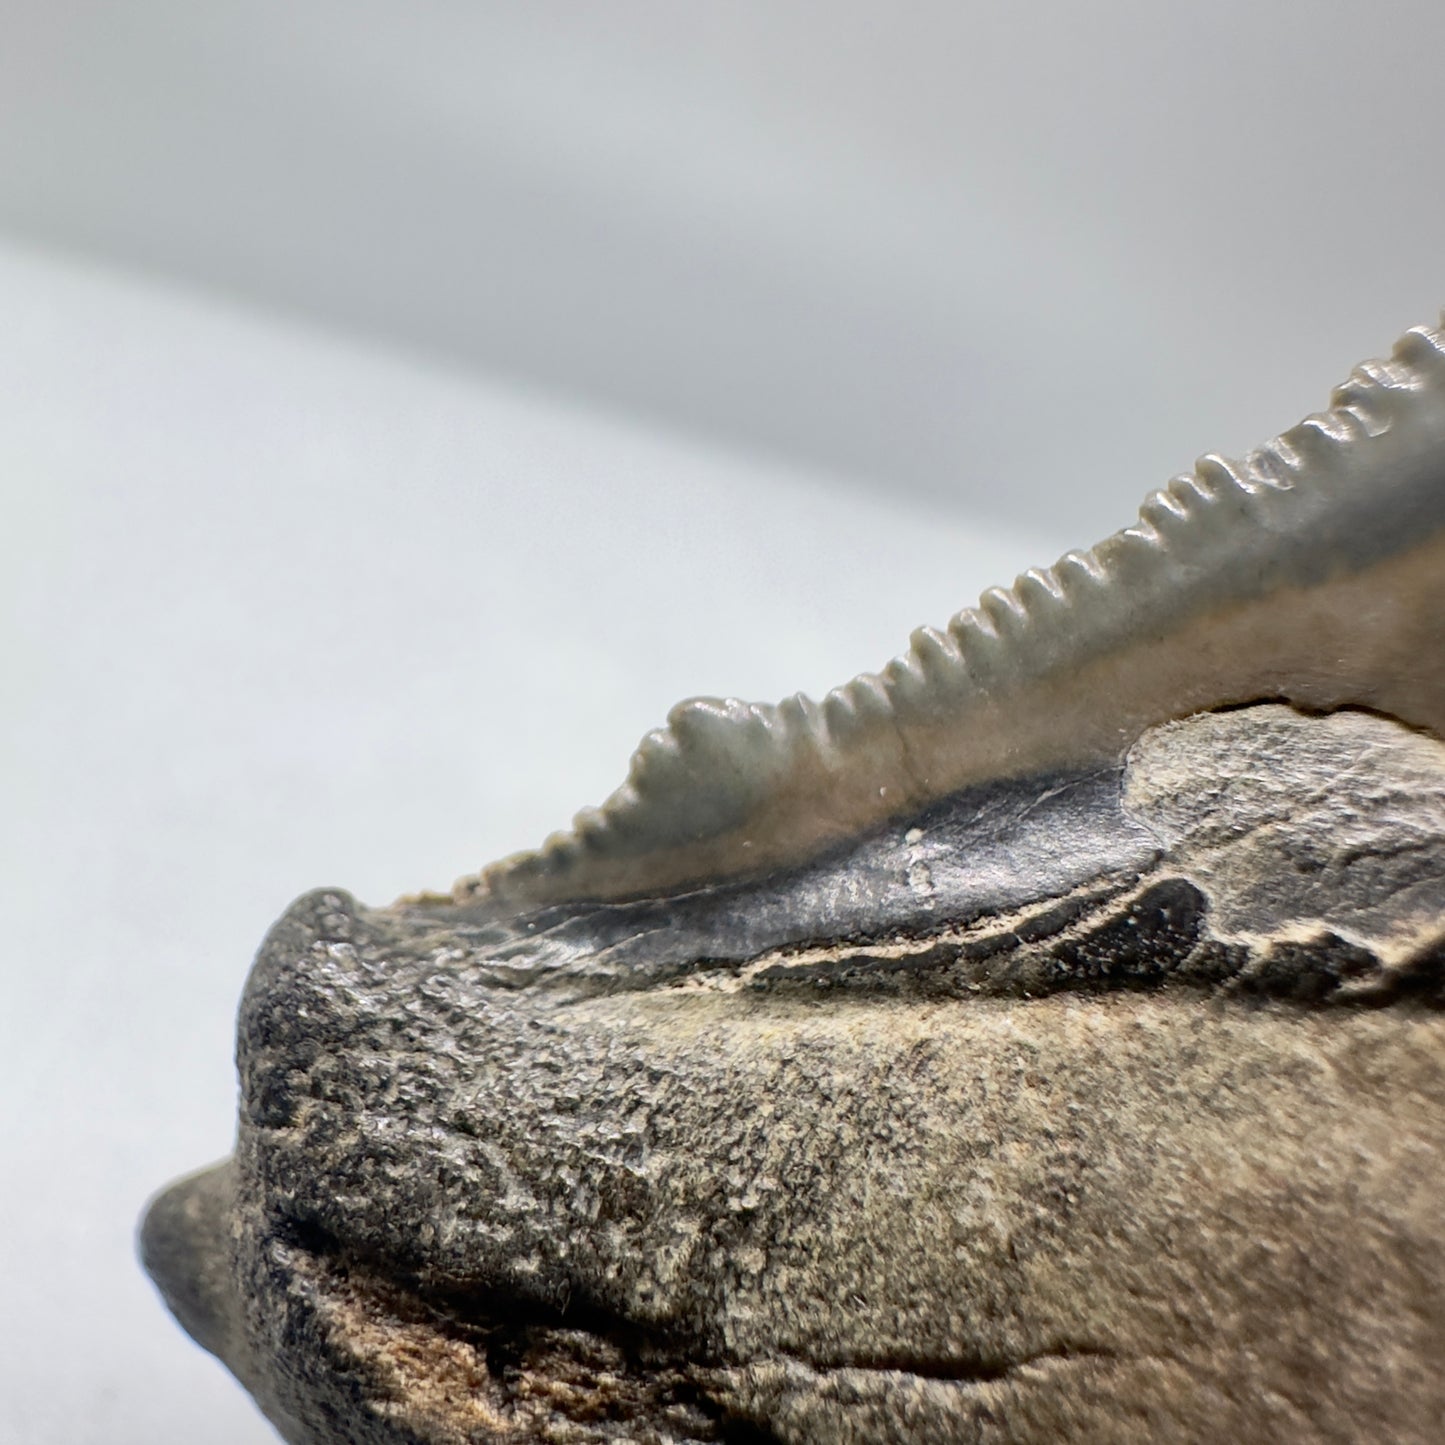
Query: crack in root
[{"left": 284, "top": 1228, "right": 1125, "bottom": 1443}]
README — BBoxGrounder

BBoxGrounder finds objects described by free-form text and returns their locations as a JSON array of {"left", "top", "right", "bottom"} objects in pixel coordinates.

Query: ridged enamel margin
[{"left": 464, "top": 319, "right": 1445, "bottom": 909}]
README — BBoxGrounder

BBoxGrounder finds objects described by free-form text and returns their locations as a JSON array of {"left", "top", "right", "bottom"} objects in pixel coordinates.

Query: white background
[{"left": 1, "top": 5, "right": 1442, "bottom": 1440}]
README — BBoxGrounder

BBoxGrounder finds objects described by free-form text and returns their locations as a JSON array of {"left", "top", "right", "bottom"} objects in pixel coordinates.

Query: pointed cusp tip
[{"left": 138, "top": 1159, "right": 243, "bottom": 1364}]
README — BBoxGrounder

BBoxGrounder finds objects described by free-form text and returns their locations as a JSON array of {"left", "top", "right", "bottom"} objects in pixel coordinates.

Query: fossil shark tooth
[
  {"left": 469, "top": 319, "right": 1445, "bottom": 911},
  {"left": 142, "top": 322, "right": 1445, "bottom": 1445}
]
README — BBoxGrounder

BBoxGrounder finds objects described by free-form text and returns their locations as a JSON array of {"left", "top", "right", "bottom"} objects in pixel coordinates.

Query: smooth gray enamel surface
[{"left": 480, "top": 322, "right": 1445, "bottom": 911}]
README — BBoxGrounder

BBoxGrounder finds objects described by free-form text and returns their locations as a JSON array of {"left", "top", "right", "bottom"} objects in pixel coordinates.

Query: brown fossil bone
[{"left": 143, "top": 322, "right": 1445, "bottom": 1444}]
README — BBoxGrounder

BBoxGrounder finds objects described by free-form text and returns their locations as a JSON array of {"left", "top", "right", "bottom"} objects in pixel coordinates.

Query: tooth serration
[{"left": 468, "top": 320, "right": 1445, "bottom": 908}]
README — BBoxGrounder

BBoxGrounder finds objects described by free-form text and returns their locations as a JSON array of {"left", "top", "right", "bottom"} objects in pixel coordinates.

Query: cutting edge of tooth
[{"left": 470, "top": 318, "right": 1445, "bottom": 908}]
